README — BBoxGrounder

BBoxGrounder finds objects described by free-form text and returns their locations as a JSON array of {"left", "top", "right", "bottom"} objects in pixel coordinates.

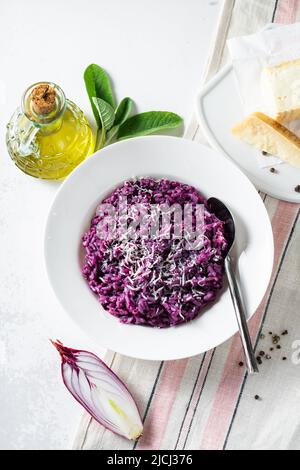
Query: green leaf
[
  {"left": 84, "top": 64, "right": 115, "bottom": 127},
  {"left": 105, "top": 125, "right": 120, "bottom": 145},
  {"left": 92, "top": 97, "right": 115, "bottom": 132},
  {"left": 117, "top": 111, "right": 183, "bottom": 140},
  {"left": 114, "top": 97, "right": 133, "bottom": 125},
  {"left": 95, "top": 126, "right": 106, "bottom": 151}
]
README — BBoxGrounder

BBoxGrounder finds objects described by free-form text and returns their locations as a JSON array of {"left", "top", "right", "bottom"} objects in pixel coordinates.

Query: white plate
[
  {"left": 44, "top": 136, "right": 273, "bottom": 361},
  {"left": 196, "top": 64, "right": 300, "bottom": 203}
]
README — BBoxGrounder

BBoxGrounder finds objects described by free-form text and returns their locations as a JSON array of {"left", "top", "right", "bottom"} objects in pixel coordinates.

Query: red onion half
[{"left": 51, "top": 340, "right": 143, "bottom": 440}]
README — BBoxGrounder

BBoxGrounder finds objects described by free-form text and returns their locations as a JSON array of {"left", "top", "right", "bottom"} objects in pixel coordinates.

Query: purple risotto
[{"left": 82, "top": 178, "right": 228, "bottom": 327}]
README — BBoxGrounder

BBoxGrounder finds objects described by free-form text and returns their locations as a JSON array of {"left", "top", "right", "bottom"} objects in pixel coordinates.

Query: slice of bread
[
  {"left": 232, "top": 111, "right": 300, "bottom": 168},
  {"left": 261, "top": 58, "right": 300, "bottom": 123}
]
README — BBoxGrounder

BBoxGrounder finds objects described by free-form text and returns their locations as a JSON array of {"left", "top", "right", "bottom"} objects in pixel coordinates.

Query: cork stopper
[{"left": 30, "top": 84, "right": 56, "bottom": 115}]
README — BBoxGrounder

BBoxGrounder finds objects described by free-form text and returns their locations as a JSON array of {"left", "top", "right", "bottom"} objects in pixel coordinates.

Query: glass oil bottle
[{"left": 6, "top": 82, "right": 95, "bottom": 179}]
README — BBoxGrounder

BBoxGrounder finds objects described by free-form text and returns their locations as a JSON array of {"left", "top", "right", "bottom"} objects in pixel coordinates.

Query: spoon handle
[{"left": 225, "top": 255, "right": 259, "bottom": 374}]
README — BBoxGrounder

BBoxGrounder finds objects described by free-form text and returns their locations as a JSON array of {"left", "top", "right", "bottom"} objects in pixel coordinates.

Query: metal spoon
[{"left": 207, "top": 197, "right": 259, "bottom": 374}]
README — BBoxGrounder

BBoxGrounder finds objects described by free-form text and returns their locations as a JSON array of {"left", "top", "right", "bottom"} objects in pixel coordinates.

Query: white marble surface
[{"left": 0, "top": 0, "right": 222, "bottom": 449}]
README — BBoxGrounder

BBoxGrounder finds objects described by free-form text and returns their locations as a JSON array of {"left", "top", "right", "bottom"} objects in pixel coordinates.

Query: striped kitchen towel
[{"left": 73, "top": 0, "right": 300, "bottom": 450}]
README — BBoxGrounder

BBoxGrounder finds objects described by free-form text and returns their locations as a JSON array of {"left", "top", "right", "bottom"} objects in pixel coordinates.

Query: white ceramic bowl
[{"left": 44, "top": 136, "right": 273, "bottom": 360}]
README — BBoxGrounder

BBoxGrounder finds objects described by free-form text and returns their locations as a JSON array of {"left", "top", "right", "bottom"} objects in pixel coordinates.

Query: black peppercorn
[{"left": 272, "top": 334, "right": 280, "bottom": 345}]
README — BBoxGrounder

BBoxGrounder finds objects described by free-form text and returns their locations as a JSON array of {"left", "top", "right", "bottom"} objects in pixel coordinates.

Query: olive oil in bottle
[{"left": 6, "top": 82, "right": 95, "bottom": 179}]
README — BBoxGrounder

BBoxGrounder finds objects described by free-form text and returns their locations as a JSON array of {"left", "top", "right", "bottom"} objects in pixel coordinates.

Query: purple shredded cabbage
[{"left": 82, "top": 178, "right": 228, "bottom": 328}]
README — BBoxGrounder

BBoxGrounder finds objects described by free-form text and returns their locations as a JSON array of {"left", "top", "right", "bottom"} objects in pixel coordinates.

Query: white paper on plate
[{"left": 227, "top": 23, "right": 300, "bottom": 168}]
